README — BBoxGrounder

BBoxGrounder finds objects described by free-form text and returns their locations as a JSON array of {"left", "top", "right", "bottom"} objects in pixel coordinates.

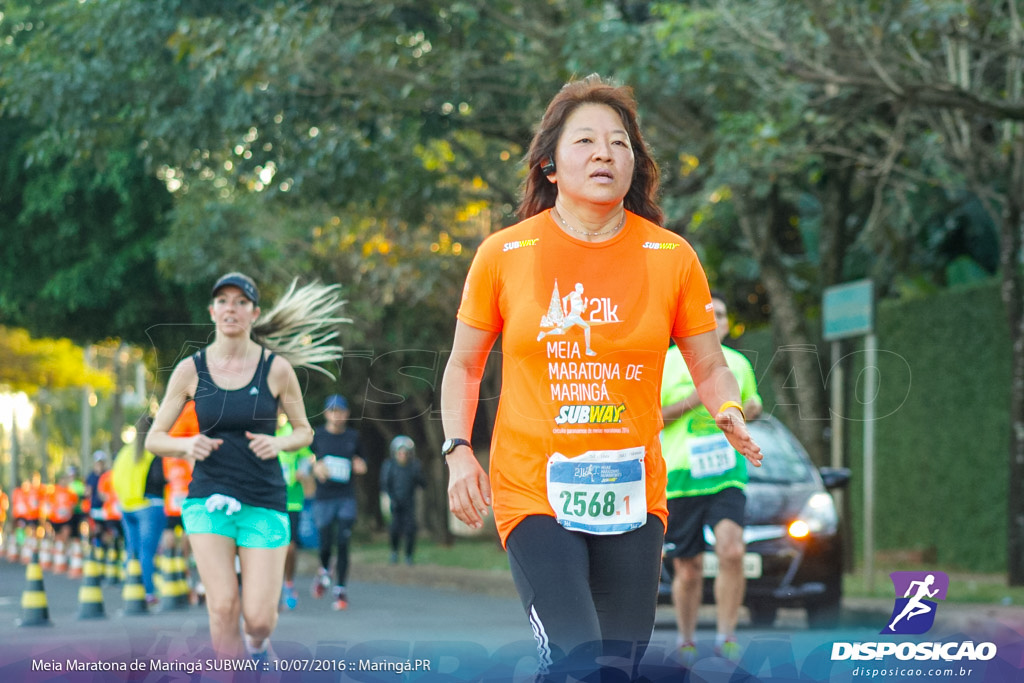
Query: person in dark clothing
[
  {"left": 380, "top": 435, "right": 426, "bottom": 565},
  {"left": 310, "top": 394, "right": 366, "bottom": 610},
  {"left": 85, "top": 450, "right": 119, "bottom": 550}
]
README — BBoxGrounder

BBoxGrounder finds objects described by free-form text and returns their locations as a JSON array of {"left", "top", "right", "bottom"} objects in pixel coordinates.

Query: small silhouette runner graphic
[
  {"left": 537, "top": 282, "right": 597, "bottom": 356},
  {"left": 888, "top": 574, "right": 939, "bottom": 631}
]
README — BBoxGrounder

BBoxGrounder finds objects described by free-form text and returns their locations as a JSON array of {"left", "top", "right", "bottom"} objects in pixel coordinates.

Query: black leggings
[
  {"left": 389, "top": 503, "right": 417, "bottom": 557},
  {"left": 506, "top": 514, "right": 664, "bottom": 681},
  {"left": 319, "top": 517, "right": 355, "bottom": 588}
]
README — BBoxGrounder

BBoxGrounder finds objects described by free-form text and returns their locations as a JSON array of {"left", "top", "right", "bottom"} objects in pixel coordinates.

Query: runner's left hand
[
  {"left": 715, "top": 412, "right": 763, "bottom": 467},
  {"left": 245, "top": 432, "right": 280, "bottom": 460}
]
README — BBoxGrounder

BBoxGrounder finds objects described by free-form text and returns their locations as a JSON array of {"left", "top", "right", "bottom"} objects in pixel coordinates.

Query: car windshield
[{"left": 744, "top": 420, "right": 816, "bottom": 484}]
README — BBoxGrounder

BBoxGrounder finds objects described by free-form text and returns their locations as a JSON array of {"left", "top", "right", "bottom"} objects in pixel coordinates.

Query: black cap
[{"left": 211, "top": 273, "right": 259, "bottom": 306}]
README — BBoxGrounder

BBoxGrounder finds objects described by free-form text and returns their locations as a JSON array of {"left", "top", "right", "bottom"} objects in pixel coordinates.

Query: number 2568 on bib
[{"left": 546, "top": 447, "right": 647, "bottom": 535}]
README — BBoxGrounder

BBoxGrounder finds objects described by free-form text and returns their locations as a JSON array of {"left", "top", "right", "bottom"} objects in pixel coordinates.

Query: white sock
[
  {"left": 244, "top": 634, "right": 266, "bottom": 654},
  {"left": 715, "top": 633, "right": 731, "bottom": 647}
]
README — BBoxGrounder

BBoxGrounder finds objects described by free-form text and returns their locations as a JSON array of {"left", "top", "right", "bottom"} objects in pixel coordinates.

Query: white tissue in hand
[{"left": 205, "top": 494, "right": 242, "bottom": 516}]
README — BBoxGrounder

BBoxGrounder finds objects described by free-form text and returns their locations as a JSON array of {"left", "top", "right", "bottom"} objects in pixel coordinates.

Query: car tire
[
  {"left": 806, "top": 596, "right": 841, "bottom": 629},
  {"left": 748, "top": 601, "right": 778, "bottom": 627}
]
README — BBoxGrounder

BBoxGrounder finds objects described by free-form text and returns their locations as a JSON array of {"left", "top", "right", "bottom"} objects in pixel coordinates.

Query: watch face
[{"left": 442, "top": 438, "right": 467, "bottom": 455}]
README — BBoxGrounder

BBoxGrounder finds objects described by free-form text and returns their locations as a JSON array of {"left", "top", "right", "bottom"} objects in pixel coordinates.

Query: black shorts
[
  {"left": 50, "top": 521, "right": 73, "bottom": 535},
  {"left": 664, "top": 487, "right": 746, "bottom": 560},
  {"left": 98, "top": 519, "right": 122, "bottom": 537},
  {"left": 165, "top": 515, "right": 183, "bottom": 532},
  {"left": 70, "top": 512, "right": 87, "bottom": 537}
]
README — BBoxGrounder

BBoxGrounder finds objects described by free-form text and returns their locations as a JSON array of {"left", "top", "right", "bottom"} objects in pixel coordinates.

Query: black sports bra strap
[
  {"left": 254, "top": 349, "right": 275, "bottom": 382},
  {"left": 194, "top": 349, "right": 209, "bottom": 375}
]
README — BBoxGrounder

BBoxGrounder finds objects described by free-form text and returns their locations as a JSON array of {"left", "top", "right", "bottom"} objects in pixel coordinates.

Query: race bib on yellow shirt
[{"left": 546, "top": 447, "right": 647, "bottom": 535}]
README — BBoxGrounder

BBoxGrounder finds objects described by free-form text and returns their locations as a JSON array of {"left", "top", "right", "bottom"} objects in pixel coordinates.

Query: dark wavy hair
[{"left": 517, "top": 74, "right": 662, "bottom": 225}]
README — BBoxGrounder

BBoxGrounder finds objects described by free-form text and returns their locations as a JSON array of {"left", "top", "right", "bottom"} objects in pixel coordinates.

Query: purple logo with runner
[{"left": 881, "top": 571, "right": 949, "bottom": 635}]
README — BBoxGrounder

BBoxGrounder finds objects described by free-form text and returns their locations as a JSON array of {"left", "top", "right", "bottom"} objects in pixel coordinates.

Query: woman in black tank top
[{"left": 146, "top": 272, "right": 346, "bottom": 661}]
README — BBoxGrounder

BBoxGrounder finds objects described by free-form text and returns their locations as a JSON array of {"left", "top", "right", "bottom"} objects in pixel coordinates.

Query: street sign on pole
[
  {"left": 822, "top": 278, "right": 877, "bottom": 592},
  {"left": 823, "top": 279, "right": 874, "bottom": 341}
]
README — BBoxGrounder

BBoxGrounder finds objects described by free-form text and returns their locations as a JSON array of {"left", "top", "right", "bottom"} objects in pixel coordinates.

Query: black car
[{"left": 658, "top": 415, "right": 851, "bottom": 628}]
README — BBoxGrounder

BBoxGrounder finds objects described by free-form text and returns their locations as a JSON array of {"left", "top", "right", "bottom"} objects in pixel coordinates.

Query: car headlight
[{"left": 788, "top": 492, "right": 838, "bottom": 539}]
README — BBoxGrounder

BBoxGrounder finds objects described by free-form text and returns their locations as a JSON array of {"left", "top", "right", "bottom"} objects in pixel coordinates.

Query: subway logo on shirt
[
  {"left": 555, "top": 404, "right": 626, "bottom": 425},
  {"left": 503, "top": 238, "right": 540, "bottom": 252}
]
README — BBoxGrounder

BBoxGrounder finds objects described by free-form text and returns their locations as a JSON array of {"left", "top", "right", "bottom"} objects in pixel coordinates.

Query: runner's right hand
[
  {"left": 446, "top": 450, "right": 491, "bottom": 529},
  {"left": 187, "top": 434, "right": 223, "bottom": 461}
]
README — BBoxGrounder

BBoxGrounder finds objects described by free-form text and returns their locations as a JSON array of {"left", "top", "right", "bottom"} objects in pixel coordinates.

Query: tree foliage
[
  {"left": 648, "top": 0, "right": 1024, "bottom": 579},
  {"left": 0, "top": 327, "right": 114, "bottom": 393},
  {"left": 2, "top": 0, "right": 1021, "bottom": 556}
]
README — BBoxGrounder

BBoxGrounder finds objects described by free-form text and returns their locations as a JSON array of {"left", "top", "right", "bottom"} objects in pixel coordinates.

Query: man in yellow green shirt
[
  {"left": 661, "top": 293, "right": 762, "bottom": 663},
  {"left": 277, "top": 414, "right": 315, "bottom": 610}
]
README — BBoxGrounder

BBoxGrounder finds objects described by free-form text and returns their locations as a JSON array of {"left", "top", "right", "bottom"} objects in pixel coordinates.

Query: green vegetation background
[{"left": 739, "top": 278, "right": 1010, "bottom": 573}]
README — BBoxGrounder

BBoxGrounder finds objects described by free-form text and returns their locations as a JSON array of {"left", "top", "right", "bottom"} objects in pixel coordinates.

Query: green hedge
[{"left": 736, "top": 279, "right": 1012, "bottom": 572}]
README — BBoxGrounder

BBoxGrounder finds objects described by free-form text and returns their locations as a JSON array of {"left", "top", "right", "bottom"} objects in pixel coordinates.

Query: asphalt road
[
  {"left": 2, "top": 553, "right": 1022, "bottom": 682},
  {"left": 0, "top": 553, "right": 537, "bottom": 681}
]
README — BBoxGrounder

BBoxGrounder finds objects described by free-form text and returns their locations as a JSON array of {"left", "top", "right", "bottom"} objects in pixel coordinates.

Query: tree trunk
[
  {"left": 736, "top": 188, "right": 831, "bottom": 466},
  {"left": 419, "top": 398, "right": 453, "bottom": 546},
  {"left": 818, "top": 161, "right": 853, "bottom": 289},
  {"left": 1003, "top": 142, "right": 1024, "bottom": 585}
]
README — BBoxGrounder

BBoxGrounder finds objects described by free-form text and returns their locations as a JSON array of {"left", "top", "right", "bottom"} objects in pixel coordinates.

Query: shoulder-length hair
[{"left": 517, "top": 74, "right": 662, "bottom": 225}]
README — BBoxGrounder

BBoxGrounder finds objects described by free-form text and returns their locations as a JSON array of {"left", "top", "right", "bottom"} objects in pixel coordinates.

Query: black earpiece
[{"left": 541, "top": 159, "right": 556, "bottom": 176}]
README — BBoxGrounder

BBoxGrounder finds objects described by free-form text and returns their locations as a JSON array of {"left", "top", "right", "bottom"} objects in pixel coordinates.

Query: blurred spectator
[
  {"left": 66, "top": 465, "right": 88, "bottom": 540},
  {"left": 43, "top": 473, "right": 79, "bottom": 549},
  {"left": 380, "top": 435, "right": 425, "bottom": 565},
  {"left": 12, "top": 473, "right": 42, "bottom": 542},
  {"left": 310, "top": 394, "right": 366, "bottom": 611}
]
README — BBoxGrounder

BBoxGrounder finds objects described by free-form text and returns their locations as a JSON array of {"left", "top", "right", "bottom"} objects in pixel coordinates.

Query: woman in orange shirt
[{"left": 441, "top": 75, "right": 762, "bottom": 680}]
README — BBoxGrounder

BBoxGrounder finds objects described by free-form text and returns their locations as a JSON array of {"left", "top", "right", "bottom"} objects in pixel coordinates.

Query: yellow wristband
[{"left": 717, "top": 400, "right": 745, "bottom": 421}]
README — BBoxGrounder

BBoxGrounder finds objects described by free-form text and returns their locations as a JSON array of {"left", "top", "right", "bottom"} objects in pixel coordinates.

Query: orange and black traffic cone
[{"left": 18, "top": 551, "right": 52, "bottom": 627}]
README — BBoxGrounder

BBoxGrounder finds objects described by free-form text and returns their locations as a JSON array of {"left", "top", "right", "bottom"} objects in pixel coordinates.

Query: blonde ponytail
[{"left": 252, "top": 279, "right": 350, "bottom": 379}]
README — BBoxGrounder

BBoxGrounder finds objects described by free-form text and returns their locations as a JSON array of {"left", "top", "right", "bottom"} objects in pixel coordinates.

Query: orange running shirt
[
  {"left": 168, "top": 399, "right": 199, "bottom": 438},
  {"left": 457, "top": 210, "right": 717, "bottom": 545},
  {"left": 46, "top": 485, "right": 78, "bottom": 524},
  {"left": 162, "top": 457, "right": 194, "bottom": 516},
  {"left": 12, "top": 484, "right": 41, "bottom": 521},
  {"left": 97, "top": 470, "right": 121, "bottom": 521}
]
